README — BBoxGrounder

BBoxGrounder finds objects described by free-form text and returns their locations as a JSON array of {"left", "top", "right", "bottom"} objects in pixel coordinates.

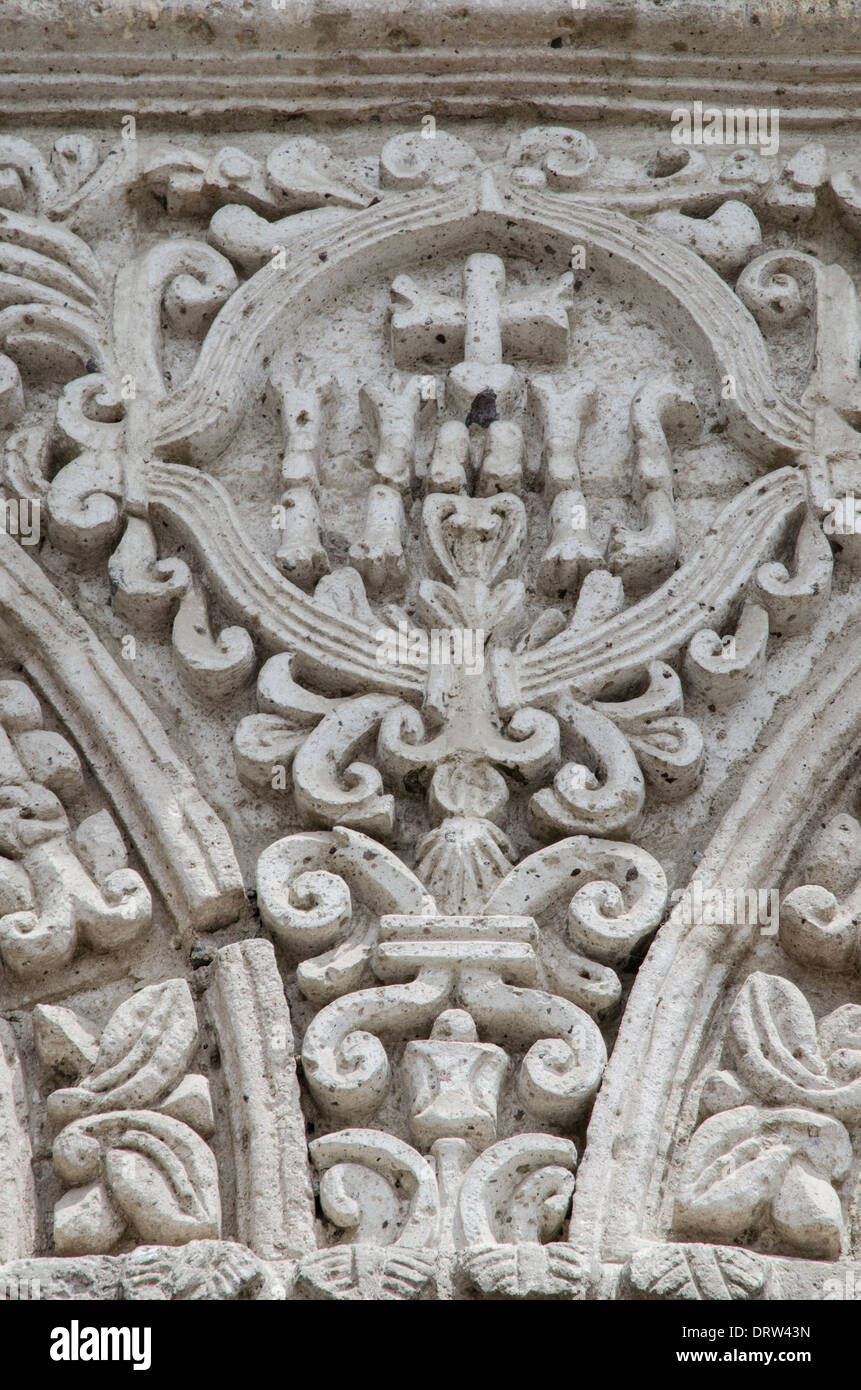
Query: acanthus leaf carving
[
  {"left": 53, "top": 1110, "right": 220, "bottom": 1255},
  {"left": 43, "top": 978, "right": 200, "bottom": 1126}
]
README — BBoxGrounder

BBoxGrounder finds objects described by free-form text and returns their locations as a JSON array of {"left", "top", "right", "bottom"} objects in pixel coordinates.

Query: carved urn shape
[{"left": 402, "top": 1008, "right": 508, "bottom": 1151}]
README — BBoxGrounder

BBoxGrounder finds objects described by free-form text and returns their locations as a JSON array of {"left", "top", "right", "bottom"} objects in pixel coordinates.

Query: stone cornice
[{"left": 2, "top": 0, "right": 860, "bottom": 125}]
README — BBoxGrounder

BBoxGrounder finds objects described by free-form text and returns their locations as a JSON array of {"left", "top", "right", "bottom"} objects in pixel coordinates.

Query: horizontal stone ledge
[{"left": 5, "top": 0, "right": 860, "bottom": 123}]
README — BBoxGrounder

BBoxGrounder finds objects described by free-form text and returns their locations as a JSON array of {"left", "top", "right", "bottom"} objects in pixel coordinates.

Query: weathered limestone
[{"left": 208, "top": 940, "right": 316, "bottom": 1261}]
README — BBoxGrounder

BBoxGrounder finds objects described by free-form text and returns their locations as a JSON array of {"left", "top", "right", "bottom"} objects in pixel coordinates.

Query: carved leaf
[
  {"left": 53, "top": 1112, "right": 220, "bottom": 1250},
  {"left": 297, "top": 1245, "right": 435, "bottom": 1301},
  {"left": 48, "top": 979, "right": 198, "bottom": 1126},
  {"left": 122, "top": 1240, "right": 265, "bottom": 1301},
  {"left": 103, "top": 1124, "right": 220, "bottom": 1246},
  {"left": 627, "top": 1243, "right": 767, "bottom": 1301},
  {"left": 233, "top": 713, "right": 312, "bottom": 786},
  {"left": 727, "top": 972, "right": 861, "bottom": 1121},
  {"left": 265, "top": 138, "right": 376, "bottom": 210},
  {"left": 33, "top": 1003, "right": 99, "bottom": 1080},
  {"left": 461, "top": 1242, "right": 587, "bottom": 1299},
  {"left": 0, "top": 207, "right": 106, "bottom": 391},
  {"left": 597, "top": 665, "right": 704, "bottom": 800},
  {"left": 675, "top": 1105, "right": 851, "bottom": 1258}
]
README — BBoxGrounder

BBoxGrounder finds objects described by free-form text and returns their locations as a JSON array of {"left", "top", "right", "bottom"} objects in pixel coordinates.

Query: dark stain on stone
[{"left": 465, "top": 389, "right": 498, "bottom": 428}]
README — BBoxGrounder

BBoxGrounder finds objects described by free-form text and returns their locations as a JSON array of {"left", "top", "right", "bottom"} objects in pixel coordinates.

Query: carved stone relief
[{"left": 3, "top": 0, "right": 861, "bottom": 1306}]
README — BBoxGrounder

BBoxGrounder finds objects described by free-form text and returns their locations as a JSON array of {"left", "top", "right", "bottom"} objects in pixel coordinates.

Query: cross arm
[
  {"left": 500, "top": 272, "right": 573, "bottom": 362},
  {"left": 390, "top": 274, "right": 465, "bottom": 367}
]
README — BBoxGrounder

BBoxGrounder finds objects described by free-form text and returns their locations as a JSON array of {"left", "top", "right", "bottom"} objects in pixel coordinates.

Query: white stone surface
[{"left": 1, "top": 0, "right": 861, "bottom": 1302}]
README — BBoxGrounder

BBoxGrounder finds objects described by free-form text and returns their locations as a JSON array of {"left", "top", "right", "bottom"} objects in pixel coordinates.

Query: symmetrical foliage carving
[{"left": 252, "top": 823, "right": 664, "bottom": 1296}]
